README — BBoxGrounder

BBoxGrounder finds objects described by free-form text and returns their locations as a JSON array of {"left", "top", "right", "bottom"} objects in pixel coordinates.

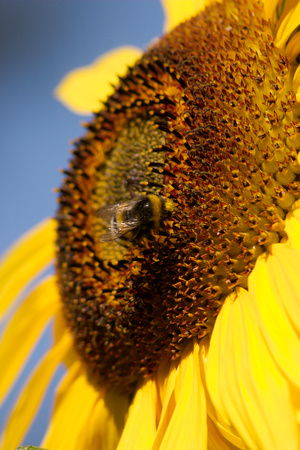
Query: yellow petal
[
  {"left": 78, "top": 389, "right": 129, "bottom": 450},
  {"left": 161, "top": 0, "right": 207, "bottom": 32},
  {"left": 0, "top": 219, "right": 56, "bottom": 317},
  {"left": 198, "top": 335, "right": 243, "bottom": 450},
  {"left": 42, "top": 362, "right": 101, "bottom": 450},
  {"left": 251, "top": 246, "right": 300, "bottom": 387},
  {"left": 155, "top": 358, "right": 178, "bottom": 432},
  {"left": 205, "top": 201, "right": 300, "bottom": 450},
  {"left": 206, "top": 287, "right": 299, "bottom": 449},
  {"left": 285, "top": 31, "right": 300, "bottom": 64},
  {"left": 154, "top": 340, "right": 207, "bottom": 450},
  {"left": 204, "top": 204, "right": 300, "bottom": 449},
  {"left": 286, "top": 200, "right": 300, "bottom": 250},
  {"left": 53, "top": 308, "right": 78, "bottom": 369},
  {"left": 117, "top": 378, "right": 158, "bottom": 450},
  {"left": 0, "top": 330, "right": 72, "bottom": 450},
  {"left": 293, "top": 65, "right": 300, "bottom": 104},
  {"left": 54, "top": 46, "right": 143, "bottom": 115},
  {"left": 275, "top": 2, "right": 300, "bottom": 50},
  {"left": 48, "top": 359, "right": 82, "bottom": 407},
  {"left": 263, "top": 0, "right": 280, "bottom": 24},
  {"left": 203, "top": 297, "right": 248, "bottom": 449},
  {"left": 270, "top": 2, "right": 300, "bottom": 100},
  {"left": 0, "top": 275, "right": 60, "bottom": 404},
  {"left": 207, "top": 414, "right": 242, "bottom": 450}
]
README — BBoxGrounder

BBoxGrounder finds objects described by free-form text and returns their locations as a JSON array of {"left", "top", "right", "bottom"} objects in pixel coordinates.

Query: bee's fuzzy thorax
[{"left": 56, "top": 0, "right": 300, "bottom": 391}]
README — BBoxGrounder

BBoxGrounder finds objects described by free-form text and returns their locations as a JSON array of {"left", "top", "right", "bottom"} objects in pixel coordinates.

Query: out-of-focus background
[{"left": 0, "top": 0, "right": 164, "bottom": 445}]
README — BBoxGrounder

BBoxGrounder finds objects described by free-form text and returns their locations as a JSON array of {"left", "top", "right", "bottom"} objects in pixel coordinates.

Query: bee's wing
[
  {"left": 97, "top": 203, "right": 120, "bottom": 221},
  {"left": 100, "top": 220, "right": 140, "bottom": 242},
  {"left": 97, "top": 198, "right": 138, "bottom": 220},
  {"left": 100, "top": 230, "right": 120, "bottom": 242},
  {"left": 97, "top": 201, "right": 140, "bottom": 242}
]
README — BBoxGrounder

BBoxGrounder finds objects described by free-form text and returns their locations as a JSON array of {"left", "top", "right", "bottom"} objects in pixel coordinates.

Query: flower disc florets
[{"left": 56, "top": 0, "right": 300, "bottom": 391}]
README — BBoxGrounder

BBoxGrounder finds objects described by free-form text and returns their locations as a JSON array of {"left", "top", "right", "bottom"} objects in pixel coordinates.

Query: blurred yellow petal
[
  {"left": 55, "top": 46, "right": 143, "bottom": 115},
  {"left": 0, "top": 276, "right": 60, "bottom": 404},
  {"left": 0, "top": 330, "right": 72, "bottom": 450},
  {"left": 0, "top": 219, "right": 56, "bottom": 317},
  {"left": 161, "top": 0, "right": 207, "bottom": 32},
  {"left": 47, "top": 358, "right": 81, "bottom": 408},
  {"left": 42, "top": 362, "right": 103, "bottom": 450},
  {"left": 53, "top": 309, "right": 78, "bottom": 370},
  {"left": 117, "top": 378, "right": 157, "bottom": 450},
  {"left": 78, "top": 390, "right": 128, "bottom": 450}
]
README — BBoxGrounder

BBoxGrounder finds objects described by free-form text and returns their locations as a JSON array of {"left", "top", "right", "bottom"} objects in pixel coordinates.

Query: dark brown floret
[{"left": 56, "top": 0, "right": 300, "bottom": 391}]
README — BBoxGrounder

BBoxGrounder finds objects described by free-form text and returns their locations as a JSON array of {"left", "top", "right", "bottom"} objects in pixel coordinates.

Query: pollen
[{"left": 56, "top": 0, "right": 300, "bottom": 391}]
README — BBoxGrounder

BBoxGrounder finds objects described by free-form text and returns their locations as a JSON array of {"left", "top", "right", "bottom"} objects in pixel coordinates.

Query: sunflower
[{"left": 1, "top": 0, "right": 300, "bottom": 449}]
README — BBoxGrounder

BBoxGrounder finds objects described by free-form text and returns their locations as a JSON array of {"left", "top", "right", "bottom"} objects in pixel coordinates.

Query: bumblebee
[{"left": 97, "top": 194, "right": 173, "bottom": 242}]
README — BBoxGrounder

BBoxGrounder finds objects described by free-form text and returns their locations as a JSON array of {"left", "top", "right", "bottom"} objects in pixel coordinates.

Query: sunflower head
[{"left": 56, "top": 0, "right": 300, "bottom": 391}]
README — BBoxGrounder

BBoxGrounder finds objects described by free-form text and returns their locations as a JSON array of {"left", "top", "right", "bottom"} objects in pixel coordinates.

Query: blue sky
[{"left": 0, "top": 1, "right": 164, "bottom": 445}]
